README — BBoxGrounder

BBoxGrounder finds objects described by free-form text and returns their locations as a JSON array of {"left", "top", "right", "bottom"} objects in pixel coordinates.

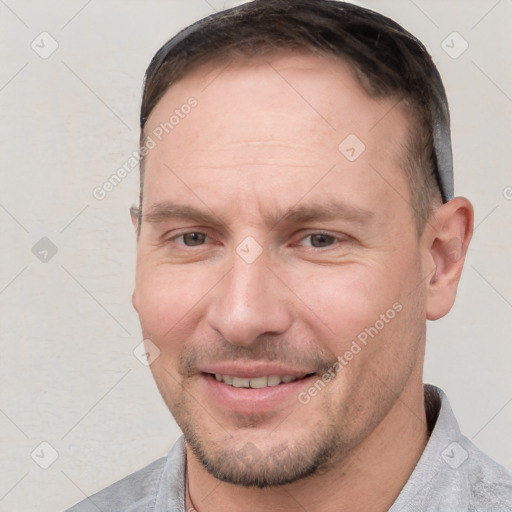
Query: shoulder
[
  {"left": 433, "top": 385, "right": 512, "bottom": 510},
  {"left": 391, "top": 386, "right": 512, "bottom": 511},
  {"left": 64, "top": 436, "right": 187, "bottom": 512},
  {"left": 65, "top": 456, "right": 167, "bottom": 512},
  {"left": 463, "top": 439, "right": 512, "bottom": 511}
]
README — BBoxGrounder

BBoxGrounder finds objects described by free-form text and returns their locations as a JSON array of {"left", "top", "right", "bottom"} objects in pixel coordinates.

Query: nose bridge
[
  {"left": 229, "top": 254, "right": 269, "bottom": 310},
  {"left": 207, "top": 250, "right": 292, "bottom": 345}
]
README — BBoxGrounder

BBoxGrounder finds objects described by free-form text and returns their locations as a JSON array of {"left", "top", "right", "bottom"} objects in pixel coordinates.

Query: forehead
[
  {"left": 144, "top": 51, "right": 410, "bottom": 142},
  {"left": 141, "top": 52, "right": 414, "bottom": 227}
]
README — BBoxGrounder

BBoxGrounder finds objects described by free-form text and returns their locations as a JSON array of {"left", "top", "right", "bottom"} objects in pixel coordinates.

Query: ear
[
  {"left": 132, "top": 288, "right": 139, "bottom": 313},
  {"left": 130, "top": 204, "right": 140, "bottom": 231},
  {"left": 130, "top": 204, "right": 141, "bottom": 312},
  {"left": 424, "top": 197, "right": 474, "bottom": 321}
]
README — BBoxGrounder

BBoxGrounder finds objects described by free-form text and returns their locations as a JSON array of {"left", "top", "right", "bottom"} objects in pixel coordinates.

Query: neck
[{"left": 186, "top": 380, "right": 429, "bottom": 512}]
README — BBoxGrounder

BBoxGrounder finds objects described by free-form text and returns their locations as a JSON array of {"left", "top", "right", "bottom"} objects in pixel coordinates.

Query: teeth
[
  {"left": 267, "top": 375, "right": 281, "bottom": 387},
  {"left": 214, "top": 374, "right": 299, "bottom": 388},
  {"left": 249, "top": 376, "right": 268, "bottom": 389},
  {"left": 232, "top": 377, "right": 250, "bottom": 388}
]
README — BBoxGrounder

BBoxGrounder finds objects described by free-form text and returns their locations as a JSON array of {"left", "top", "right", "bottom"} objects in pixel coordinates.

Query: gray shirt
[{"left": 66, "top": 385, "right": 512, "bottom": 511}]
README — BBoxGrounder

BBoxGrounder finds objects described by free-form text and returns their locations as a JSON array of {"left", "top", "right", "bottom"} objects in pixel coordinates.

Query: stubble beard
[{"left": 156, "top": 376, "right": 348, "bottom": 488}]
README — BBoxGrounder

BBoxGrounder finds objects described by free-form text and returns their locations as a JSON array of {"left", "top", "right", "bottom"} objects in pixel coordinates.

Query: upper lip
[{"left": 199, "top": 363, "right": 315, "bottom": 379}]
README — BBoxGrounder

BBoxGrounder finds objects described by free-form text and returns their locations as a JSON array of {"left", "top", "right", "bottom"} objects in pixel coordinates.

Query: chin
[{"left": 180, "top": 418, "right": 345, "bottom": 488}]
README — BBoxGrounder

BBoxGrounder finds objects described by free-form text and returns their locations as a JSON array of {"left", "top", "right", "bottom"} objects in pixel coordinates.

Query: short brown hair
[{"left": 138, "top": 0, "right": 453, "bottom": 233}]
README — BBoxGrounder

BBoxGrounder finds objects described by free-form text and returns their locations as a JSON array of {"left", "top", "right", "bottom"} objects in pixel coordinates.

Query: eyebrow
[
  {"left": 270, "top": 201, "right": 374, "bottom": 228},
  {"left": 143, "top": 203, "right": 226, "bottom": 229},
  {"left": 142, "top": 200, "right": 374, "bottom": 230}
]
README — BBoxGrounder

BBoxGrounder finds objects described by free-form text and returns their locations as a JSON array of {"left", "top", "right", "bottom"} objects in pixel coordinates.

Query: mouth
[
  {"left": 207, "top": 373, "right": 315, "bottom": 389},
  {"left": 199, "top": 370, "right": 319, "bottom": 414}
]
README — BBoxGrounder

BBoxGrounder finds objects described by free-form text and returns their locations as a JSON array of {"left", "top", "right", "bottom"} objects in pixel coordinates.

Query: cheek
[
  {"left": 134, "top": 263, "right": 212, "bottom": 340},
  {"left": 288, "top": 264, "right": 398, "bottom": 346}
]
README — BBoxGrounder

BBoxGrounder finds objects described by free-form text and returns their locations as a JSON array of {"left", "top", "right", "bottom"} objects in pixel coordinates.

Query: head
[{"left": 132, "top": 0, "right": 473, "bottom": 488}]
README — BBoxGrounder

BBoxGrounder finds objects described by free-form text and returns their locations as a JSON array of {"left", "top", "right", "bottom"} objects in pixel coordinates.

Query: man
[{"left": 68, "top": 0, "right": 512, "bottom": 510}]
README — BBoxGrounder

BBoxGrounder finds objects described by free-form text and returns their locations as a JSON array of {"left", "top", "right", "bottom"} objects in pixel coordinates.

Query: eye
[
  {"left": 176, "top": 232, "right": 209, "bottom": 246},
  {"left": 302, "top": 233, "right": 337, "bottom": 248}
]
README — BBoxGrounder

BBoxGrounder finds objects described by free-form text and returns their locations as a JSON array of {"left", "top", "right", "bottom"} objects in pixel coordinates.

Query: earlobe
[{"left": 425, "top": 197, "right": 474, "bottom": 321}]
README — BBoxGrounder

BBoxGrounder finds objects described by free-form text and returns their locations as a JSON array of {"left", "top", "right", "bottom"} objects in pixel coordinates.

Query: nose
[{"left": 206, "top": 251, "right": 293, "bottom": 346}]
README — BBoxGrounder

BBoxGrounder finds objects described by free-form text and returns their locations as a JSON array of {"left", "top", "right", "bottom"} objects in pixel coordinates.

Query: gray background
[{"left": 0, "top": 1, "right": 511, "bottom": 510}]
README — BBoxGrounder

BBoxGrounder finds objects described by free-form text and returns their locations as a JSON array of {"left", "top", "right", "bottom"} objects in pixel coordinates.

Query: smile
[{"left": 212, "top": 373, "right": 309, "bottom": 388}]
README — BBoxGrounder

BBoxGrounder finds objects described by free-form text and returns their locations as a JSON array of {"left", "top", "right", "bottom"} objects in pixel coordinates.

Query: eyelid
[
  {"left": 296, "top": 229, "right": 344, "bottom": 240},
  {"left": 164, "top": 228, "right": 213, "bottom": 244},
  {"left": 292, "top": 230, "right": 347, "bottom": 248}
]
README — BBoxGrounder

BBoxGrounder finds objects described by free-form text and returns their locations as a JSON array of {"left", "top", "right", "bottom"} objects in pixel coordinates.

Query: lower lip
[{"left": 199, "top": 373, "right": 316, "bottom": 414}]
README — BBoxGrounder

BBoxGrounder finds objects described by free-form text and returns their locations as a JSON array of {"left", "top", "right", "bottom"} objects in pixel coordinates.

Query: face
[{"left": 133, "top": 53, "right": 430, "bottom": 487}]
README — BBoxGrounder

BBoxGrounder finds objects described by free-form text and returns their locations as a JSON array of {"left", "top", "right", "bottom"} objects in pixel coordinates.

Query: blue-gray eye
[
  {"left": 308, "top": 234, "right": 336, "bottom": 247},
  {"left": 182, "top": 233, "right": 207, "bottom": 246}
]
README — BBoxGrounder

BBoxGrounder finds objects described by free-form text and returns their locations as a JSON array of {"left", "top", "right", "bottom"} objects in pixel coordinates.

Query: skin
[{"left": 132, "top": 53, "right": 473, "bottom": 512}]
